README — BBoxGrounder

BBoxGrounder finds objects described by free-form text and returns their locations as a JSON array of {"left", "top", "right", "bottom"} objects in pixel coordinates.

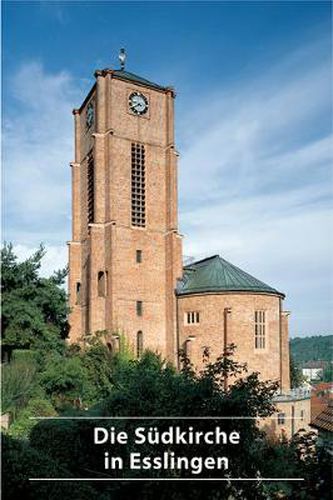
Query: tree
[
  {"left": 290, "top": 335, "right": 333, "bottom": 364},
  {"left": 322, "top": 363, "right": 333, "bottom": 382},
  {"left": 2, "top": 434, "right": 97, "bottom": 500},
  {"left": 2, "top": 354, "right": 37, "bottom": 418},
  {"left": 1, "top": 243, "right": 69, "bottom": 351},
  {"left": 290, "top": 354, "right": 305, "bottom": 388},
  {"left": 40, "top": 355, "right": 90, "bottom": 409}
]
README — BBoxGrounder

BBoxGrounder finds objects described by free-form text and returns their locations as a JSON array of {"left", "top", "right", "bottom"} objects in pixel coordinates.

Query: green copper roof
[
  {"left": 112, "top": 70, "right": 167, "bottom": 91},
  {"left": 177, "top": 255, "right": 284, "bottom": 297}
]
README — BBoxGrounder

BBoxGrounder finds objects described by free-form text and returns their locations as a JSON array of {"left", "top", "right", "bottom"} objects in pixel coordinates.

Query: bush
[
  {"left": 40, "top": 356, "right": 90, "bottom": 408},
  {"left": 2, "top": 357, "right": 37, "bottom": 418},
  {"left": 2, "top": 434, "right": 96, "bottom": 500},
  {"left": 9, "top": 398, "right": 57, "bottom": 438}
]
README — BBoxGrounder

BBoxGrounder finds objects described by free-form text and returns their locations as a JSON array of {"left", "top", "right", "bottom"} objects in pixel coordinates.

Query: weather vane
[{"left": 119, "top": 48, "right": 126, "bottom": 70}]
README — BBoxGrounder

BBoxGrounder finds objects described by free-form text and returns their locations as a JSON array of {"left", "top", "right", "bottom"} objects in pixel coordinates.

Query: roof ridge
[
  {"left": 111, "top": 69, "right": 167, "bottom": 91},
  {"left": 184, "top": 254, "right": 219, "bottom": 268}
]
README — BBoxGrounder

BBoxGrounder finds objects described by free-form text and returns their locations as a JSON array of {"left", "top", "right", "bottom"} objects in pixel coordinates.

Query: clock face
[
  {"left": 129, "top": 92, "right": 148, "bottom": 116},
  {"left": 86, "top": 102, "right": 94, "bottom": 128}
]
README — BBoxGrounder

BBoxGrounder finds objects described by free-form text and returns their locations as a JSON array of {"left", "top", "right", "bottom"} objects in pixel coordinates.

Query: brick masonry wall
[
  {"left": 261, "top": 398, "right": 311, "bottom": 440},
  {"left": 177, "top": 292, "right": 290, "bottom": 391}
]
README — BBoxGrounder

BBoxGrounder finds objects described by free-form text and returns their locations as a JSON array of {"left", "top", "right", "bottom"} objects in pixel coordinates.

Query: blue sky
[{"left": 3, "top": 1, "right": 332, "bottom": 336}]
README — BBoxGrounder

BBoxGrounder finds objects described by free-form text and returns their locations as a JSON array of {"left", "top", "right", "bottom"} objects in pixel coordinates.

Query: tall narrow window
[
  {"left": 137, "top": 331, "right": 143, "bottom": 358},
  {"left": 136, "top": 301, "right": 143, "bottom": 316},
  {"left": 98, "top": 271, "right": 106, "bottom": 297},
  {"left": 131, "top": 143, "right": 146, "bottom": 227},
  {"left": 277, "top": 413, "right": 285, "bottom": 425},
  {"left": 76, "top": 282, "right": 81, "bottom": 305},
  {"left": 254, "top": 310, "right": 266, "bottom": 349},
  {"left": 136, "top": 249, "right": 142, "bottom": 263},
  {"left": 87, "top": 152, "right": 94, "bottom": 225},
  {"left": 185, "top": 339, "right": 194, "bottom": 359}
]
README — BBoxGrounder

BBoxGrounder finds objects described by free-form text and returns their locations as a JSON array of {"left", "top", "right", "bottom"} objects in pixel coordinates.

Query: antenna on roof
[{"left": 119, "top": 48, "right": 126, "bottom": 70}]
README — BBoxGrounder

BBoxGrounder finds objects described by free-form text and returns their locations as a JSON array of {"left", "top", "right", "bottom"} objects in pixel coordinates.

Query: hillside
[{"left": 290, "top": 335, "right": 333, "bottom": 364}]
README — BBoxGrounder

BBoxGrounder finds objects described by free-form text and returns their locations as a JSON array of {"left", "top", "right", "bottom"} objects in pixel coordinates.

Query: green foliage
[
  {"left": 11, "top": 349, "right": 37, "bottom": 363},
  {"left": 322, "top": 363, "right": 333, "bottom": 382},
  {"left": 38, "top": 336, "right": 117, "bottom": 408},
  {"left": 290, "top": 335, "right": 333, "bottom": 364},
  {"left": 8, "top": 398, "right": 57, "bottom": 438},
  {"left": 117, "top": 331, "right": 134, "bottom": 361},
  {"left": 256, "top": 429, "right": 332, "bottom": 499},
  {"left": 81, "top": 340, "right": 114, "bottom": 401},
  {"left": 290, "top": 354, "right": 305, "bottom": 388},
  {"left": 2, "top": 356, "right": 37, "bottom": 417},
  {"left": 2, "top": 434, "right": 96, "bottom": 500},
  {"left": 30, "top": 420, "right": 82, "bottom": 470},
  {"left": 41, "top": 355, "right": 90, "bottom": 408},
  {"left": 1, "top": 242, "right": 69, "bottom": 350}
]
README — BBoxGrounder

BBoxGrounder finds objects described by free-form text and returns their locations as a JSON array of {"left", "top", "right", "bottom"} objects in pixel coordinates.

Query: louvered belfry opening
[
  {"left": 131, "top": 143, "right": 146, "bottom": 227},
  {"left": 87, "top": 151, "right": 94, "bottom": 225}
]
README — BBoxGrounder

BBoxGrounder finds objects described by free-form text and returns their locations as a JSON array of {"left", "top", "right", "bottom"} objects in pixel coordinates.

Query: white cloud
[
  {"left": 13, "top": 244, "right": 68, "bottom": 278},
  {"left": 178, "top": 43, "right": 333, "bottom": 336},
  {"left": 3, "top": 61, "right": 86, "bottom": 246}
]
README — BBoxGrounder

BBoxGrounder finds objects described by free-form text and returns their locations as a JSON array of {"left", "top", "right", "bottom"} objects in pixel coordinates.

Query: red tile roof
[
  {"left": 311, "top": 383, "right": 333, "bottom": 420},
  {"left": 311, "top": 402, "right": 333, "bottom": 433}
]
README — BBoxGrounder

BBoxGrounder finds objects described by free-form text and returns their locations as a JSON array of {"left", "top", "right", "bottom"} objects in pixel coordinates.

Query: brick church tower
[{"left": 68, "top": 55, "right": 183, "bottom": 362}]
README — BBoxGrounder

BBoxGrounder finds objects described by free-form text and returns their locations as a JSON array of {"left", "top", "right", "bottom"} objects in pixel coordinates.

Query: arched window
[
  {"left": 112, "top": 336, "right": 120, "bottom": 352},
  {"left": 98, "top": 271, "right": 106, "bottom": 297},
  {"left": 137, "top": 331, "right": 143, "bottom": 358},
  {"left": 106, "top": 342, "right": 113, "bottom": 354},
  {"left": 76, "top": 282, "right": 81, "bottom": 305},
  {"left": 185, "top": 339, "right": 192, "bottom": 359}
]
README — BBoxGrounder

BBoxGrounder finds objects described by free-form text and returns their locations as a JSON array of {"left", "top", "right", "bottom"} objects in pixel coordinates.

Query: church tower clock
[{"left": 68, "top": 52, "right": 183, "bottom": 363}]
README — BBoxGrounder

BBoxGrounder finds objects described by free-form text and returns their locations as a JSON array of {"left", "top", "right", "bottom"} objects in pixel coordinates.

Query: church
[{"left": 68, "top": 53, "right": 310, "bottom": 437}]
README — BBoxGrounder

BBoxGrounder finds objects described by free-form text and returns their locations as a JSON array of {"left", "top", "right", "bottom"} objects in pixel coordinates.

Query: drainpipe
[
  {"left": 279, "top": 297, "right": 283, "bottom": 395},
  {"left": 176, "top": 296, "right": 180, "bottom": 370},
  {"left": 291, "top": 405, "right": 295, "bottom": 437},
  {"left": 223, "top": 307, "right": 232, "bottom": 391}
]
